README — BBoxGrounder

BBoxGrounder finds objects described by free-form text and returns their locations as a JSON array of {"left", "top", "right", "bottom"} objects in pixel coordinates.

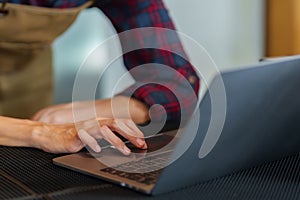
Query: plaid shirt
[{"left": 7, "top": 0, "right": 200, "bottom": 124}]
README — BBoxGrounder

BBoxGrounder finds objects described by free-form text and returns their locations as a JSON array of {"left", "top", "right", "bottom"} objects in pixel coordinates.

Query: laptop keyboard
[
  {"left": 100, "top": 167, "right": 163, "bottom": 185},
  {"left": 100, "top": 152, "right": 171, "bottom": 185}
]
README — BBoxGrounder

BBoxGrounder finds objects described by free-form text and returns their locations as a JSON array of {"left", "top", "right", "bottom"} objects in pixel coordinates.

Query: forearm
[
  {"left": 0, "top": 116, "right": 83, "bottom": 153},
  {"left": 0, "top": 115, "right": 147, "bottom": 154},
  {"left": 97, "top": 0, "right": 200, "bottom": 124},
  {"left": 0, "top": 116, "right": 40, "bottom": 148}
]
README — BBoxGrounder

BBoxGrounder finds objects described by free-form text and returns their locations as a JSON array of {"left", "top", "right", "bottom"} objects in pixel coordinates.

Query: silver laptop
[{"left": 53, "top": 56, "right": 300, "bottom": 195}]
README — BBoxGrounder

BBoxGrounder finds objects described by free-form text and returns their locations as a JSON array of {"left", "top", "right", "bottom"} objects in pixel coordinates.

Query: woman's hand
[
  {"left": 33, "top": 118, "right": 147, "bottom": 155},
  {"left": 31, "top": 101, "right": 85, "bottom": 124},
  {"left": 31, "top": 96, "right": 150, "bottom": 125}
]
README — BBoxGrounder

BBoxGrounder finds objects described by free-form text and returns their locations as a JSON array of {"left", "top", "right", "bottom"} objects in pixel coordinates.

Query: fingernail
[
  {"left": 137, "top": 138, "right": 145, "bottom": 146},
  {"left": 94, "top": 145, "right": 101, "bottom": 153},
  {"left": 142, "top": 143, "right": 148, "bottom": 149},
  {"left": 123, "top": 146, "right": 131, "bottom": 155}
]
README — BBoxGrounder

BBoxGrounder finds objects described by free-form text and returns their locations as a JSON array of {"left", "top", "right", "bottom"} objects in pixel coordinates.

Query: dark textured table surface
[{"left": 1, "top": 146, "right": 300, "bottom": 200}]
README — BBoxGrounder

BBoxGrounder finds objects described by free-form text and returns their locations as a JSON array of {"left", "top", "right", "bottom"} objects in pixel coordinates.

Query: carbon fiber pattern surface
[{"left": 1, "top": 146, "right": 300, "bottom": 200}]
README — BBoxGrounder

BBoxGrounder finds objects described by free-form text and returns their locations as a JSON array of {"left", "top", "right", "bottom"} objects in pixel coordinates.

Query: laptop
[{"left": 53, "top": 56, "right": 300, "bottom": 195}]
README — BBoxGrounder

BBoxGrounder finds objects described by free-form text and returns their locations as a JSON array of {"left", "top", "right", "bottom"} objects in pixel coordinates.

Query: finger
[
  {"left": 106, "top": 119, "right": 147, "bottom": 149},
  {"left": 78, "top": 119, "right": 103, "bottom": 140},
  {"left": 100, "top": 125, "right": 131, "bottom": 155},
  {"left": 78, "top": 129, "right": 101, "bottom": 153}
]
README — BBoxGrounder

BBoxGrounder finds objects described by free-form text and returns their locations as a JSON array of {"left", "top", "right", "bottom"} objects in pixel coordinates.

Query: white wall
[
  {"left": 53, "top": 0, "right": 266, "bottom": 103},
  {"left": 52, "top": 8, "right": 112, "bottom": 103},
  {"left": 164, "top": 0, "right": 266, "bottom": 69}
]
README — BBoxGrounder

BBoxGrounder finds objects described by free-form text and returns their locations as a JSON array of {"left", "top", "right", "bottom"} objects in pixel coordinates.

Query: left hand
[
  {"left": 31, "top": 96, "right": 150, "bottom": 125},
  {"left": 31, "top": 101, "right": 90, "bottom": 124}
]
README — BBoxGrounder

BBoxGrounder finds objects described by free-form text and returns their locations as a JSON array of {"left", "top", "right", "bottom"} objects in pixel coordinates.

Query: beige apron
[{"left": 0, "top": 1, "right": 93, "bottom": 118}]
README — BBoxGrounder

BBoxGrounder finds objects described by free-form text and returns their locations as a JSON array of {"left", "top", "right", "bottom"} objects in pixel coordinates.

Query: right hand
[{"left": 34, "top": 117, "right": 147, "bottom": 155}]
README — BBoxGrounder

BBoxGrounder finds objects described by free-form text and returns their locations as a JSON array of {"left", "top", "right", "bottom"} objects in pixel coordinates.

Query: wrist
[
  {"left": 126, "top": 96, "right": 150, "bottom": 123},
  {"left": 30, "top": 121, "right": 48, "bottom": 150}
]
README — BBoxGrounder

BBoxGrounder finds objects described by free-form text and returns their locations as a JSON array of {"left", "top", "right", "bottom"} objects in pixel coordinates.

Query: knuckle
[
  {"left": 111, "top": 119, "right": 119, "bottom": 128},
  {"left": 125, "top": 119, "right": 137, "bottom": 128},
  {"left": 100, "top": 125, "right": 109, "bottom": 131},
  {"left": 123, "top": 118, "right": 133, "bottom": 124}
]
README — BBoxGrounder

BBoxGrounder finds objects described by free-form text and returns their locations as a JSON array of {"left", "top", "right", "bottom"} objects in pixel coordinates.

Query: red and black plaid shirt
[{"left": 8, "top": 0, "right": 200, "bottom": 124}]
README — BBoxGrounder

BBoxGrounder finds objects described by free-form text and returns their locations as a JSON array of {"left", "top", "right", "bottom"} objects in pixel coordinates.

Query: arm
[
  {"left": 0, "top": 116, "right": 146, "bottom": 154},
  {"left": 0, "top": 116, "right": 79, "bottom": 153},
  {"left": 0, "top": 116, "right": 38, "bottom": 148},
  {"left": 32, "top": 0, "right": 199, "bottom": 127},
  {"left": 96, "top": 0, "right": 200, "bottom": 124}
]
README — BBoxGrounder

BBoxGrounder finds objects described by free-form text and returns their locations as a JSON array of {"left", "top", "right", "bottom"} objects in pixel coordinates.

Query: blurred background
[{"left": 52, "top": 0, "right": 291, "bottom": 103}]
